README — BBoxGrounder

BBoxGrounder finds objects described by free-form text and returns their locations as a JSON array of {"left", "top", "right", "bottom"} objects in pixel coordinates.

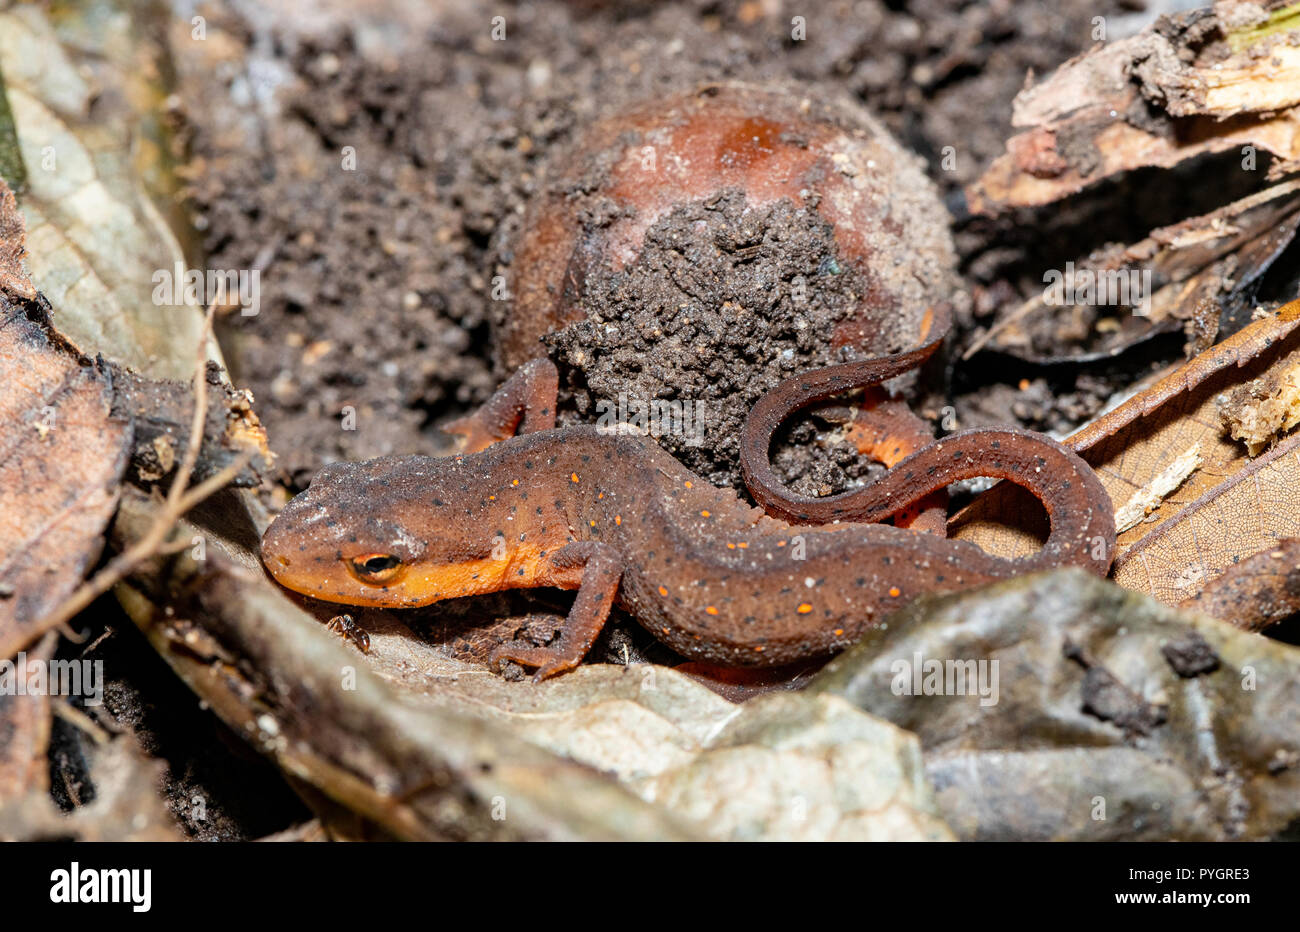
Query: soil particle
[
  {"left": 1065, "top": 638, "right": 1168, "bottom": 737},
  {"left": 1161, "top": 632, "right": 1222, "bottom": 678}
]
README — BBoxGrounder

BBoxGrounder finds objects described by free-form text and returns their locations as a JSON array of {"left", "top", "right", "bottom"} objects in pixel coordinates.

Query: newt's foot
[
  {"left": 440, "top": 415, "right": 500, "bottom": 455},
  {"left": 490, "top": 643, "right": 583, "bottom": 682}
]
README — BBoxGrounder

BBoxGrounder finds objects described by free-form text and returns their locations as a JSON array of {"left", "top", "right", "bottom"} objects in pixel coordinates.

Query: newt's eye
[{"left": 349, "top": 553, "right": 403, "bottom": 585}]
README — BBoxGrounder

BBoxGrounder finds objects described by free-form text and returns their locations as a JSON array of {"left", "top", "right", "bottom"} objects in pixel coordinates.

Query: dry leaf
[
  {"left": 0, "top": 182, "right": 34, "bottom": 298},
  {"left": 0, "top": 292, "right": 131, "bottom": 659},
  {"left": 0, "top": 5, "right": 210, "bottom": 380},
  {"left": 1179, "top": 538, "right": 1300, "bottom": 631},
  {"left": 0, "top": 739, "right": 185, "bottom": 842},
  {"left": 812, "top": 569, "right": 1300, "bottom": 840},
  {"left": 953, "top": 302, "right": 1300, "bottom": 618}
]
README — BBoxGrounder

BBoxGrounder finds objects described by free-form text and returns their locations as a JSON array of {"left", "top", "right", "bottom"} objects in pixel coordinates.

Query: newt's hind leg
[
  {"left": 843, "top": 390, "right": 946, "bottom": 535},
  {"left": 491, "top": 542, "right": 622, "bottom": 681},
  {"left": 442, "top": 357, "right": 559, "bottom": 453}
]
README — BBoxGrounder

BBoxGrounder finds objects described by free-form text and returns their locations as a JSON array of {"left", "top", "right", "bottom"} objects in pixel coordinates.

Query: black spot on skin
[
  {"left": 525, "top": 460, "right": 534, "bottom": 469},
  {"left": 855, "top": 577, "right": 865, "bottom": 586},
  {"left": 434, "top": 499, "right": 445, "bottom": 507}
]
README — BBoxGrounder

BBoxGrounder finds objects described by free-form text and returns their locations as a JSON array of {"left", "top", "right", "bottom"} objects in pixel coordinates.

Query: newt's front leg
[
  {"left": 490, "top": 542, "right": 623, "bottom": 681},
  {"left": 442, "top": 357, "right": 559, "bottom": 453}
]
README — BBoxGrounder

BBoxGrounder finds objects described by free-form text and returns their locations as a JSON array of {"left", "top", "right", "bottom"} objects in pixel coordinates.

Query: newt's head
[{"left": 260, "top": 455, "right": 525, "bottom": 608}]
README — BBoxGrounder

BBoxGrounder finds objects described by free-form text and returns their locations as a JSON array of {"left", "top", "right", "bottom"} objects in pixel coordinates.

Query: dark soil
[{"left": 176, "top": 0, "right": 1144, "bottom": 491}]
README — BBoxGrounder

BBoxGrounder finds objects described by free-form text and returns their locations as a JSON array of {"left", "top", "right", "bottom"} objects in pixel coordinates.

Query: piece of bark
[
  {"left": 965, "top": 179, "right": 1300, "bottom": 362},
  {"left": 968, "top": 4, "right": 1300, "bottom": 214},
  {"left": 109, "top": 360, "right": 273, "bottom": 491}
]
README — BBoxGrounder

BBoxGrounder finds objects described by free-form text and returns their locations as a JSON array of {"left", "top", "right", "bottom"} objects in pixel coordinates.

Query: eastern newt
[{"left": 261, "top": 317, "right": 1115, "bottom": 679}]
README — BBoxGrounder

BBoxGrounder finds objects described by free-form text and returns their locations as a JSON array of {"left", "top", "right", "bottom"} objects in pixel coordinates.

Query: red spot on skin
[
  {"left": 797, "top": 603, "right": 813, "bottom": 614},
  {"left": 889, "top": 587, "right": 901, "bottom": 597},
  {"left": 706, "top": 606, "right": 719, "bottom": 615},
  {"left": 658, "top": 586, "right": 669, "bottom": 596},
  {"left": 571, "top": 473, "right": 579, "bottom": 483}
]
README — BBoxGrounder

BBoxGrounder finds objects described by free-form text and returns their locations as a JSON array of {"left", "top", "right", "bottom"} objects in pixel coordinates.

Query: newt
[{"left": 261, "top": 311, "right": 1115, "bottom": 679}]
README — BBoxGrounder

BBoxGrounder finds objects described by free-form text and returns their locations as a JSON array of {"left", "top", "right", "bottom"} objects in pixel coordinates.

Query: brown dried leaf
[
  {"left": 1179, "top": 538, "right": 1300, "bottom": 631},
  {"left": 0, "top": 291, "right": 131, "bottom": 659},
  {"left": 953, "top": 301, "right": 1300, "bottom": 618},
  {"left": 0, "top": 182, "right": 34, "bottom": 299}
]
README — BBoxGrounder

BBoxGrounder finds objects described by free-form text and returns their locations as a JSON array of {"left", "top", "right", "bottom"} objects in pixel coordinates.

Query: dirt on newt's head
[{"left": 260, "top": 453, "right": 542, "bottom": 609}]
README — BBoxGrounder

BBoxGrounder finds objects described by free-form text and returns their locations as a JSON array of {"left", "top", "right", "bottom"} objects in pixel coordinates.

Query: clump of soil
[{"left": 547, "top": 190, "right": 875, "bottom": 488}]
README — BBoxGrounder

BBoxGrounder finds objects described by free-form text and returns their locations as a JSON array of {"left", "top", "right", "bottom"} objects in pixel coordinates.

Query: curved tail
[{"left": 739, "top": 307, "right": 1115, "bottom": 576}]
